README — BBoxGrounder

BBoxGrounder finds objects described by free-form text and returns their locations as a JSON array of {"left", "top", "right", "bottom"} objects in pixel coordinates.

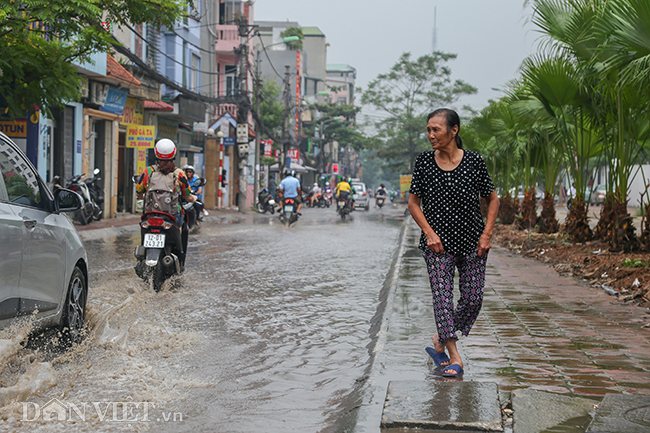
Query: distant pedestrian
[
  {"left": 268, "top": 175, "right": 277, "bottom": 200},
  {"left": 408, "top": 108, "right": 499, "bottom": 377}
]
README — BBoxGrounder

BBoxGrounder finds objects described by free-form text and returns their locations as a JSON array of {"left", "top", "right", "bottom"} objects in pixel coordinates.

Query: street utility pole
[
  {"left": 280, "top": 65, "right": 292, "bottom": 174},
  {"left": 236, "top": 15, "right": 252, "bottom": 213}
]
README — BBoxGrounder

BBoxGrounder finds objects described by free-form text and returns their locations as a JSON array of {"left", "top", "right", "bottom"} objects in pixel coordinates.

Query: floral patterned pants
[{"left": 422, "top": 249, "right": 488, "bottom": 344}]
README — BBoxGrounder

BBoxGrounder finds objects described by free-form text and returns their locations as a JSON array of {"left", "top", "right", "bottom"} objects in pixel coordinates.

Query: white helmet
[
  {"left": 314, "top": 182, "right": 318, "bottom": 186},
  {"left": 155, "top": 139, "right": 176, "bottom": 160},
  {"left": 183, "top": 164, "right": 195, "bottom": 171},
  {"left": 325, "top": 182, "right": 330, "bottom": 186}
]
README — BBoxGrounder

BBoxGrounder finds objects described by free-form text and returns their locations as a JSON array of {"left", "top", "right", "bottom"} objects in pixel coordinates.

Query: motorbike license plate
[
  {"left": 338, "top": 201, "right": 346, "bottom": 207},
  {"left": 143, "top": 233, "right": 165, "bottom": 248},
  {"left": 284, "top": 205, "right": 294, "bottom": 213}
]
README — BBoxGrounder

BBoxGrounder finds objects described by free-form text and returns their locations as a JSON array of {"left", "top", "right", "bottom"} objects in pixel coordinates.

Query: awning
[
  {"left": 144, "top": 100, "right": 174, "bottom": 111},
  {"left": 269, "top": 163, "right": 309, "bottom": 173}
]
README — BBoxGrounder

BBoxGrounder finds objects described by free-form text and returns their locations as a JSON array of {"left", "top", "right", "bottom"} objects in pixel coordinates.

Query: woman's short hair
[{"left": 427, "top": 108, "right": 463, "bottom": 149}]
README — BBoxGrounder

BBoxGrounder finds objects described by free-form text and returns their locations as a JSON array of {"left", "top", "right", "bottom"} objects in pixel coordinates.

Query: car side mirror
[{"left": 55, "top": 188, "right": 83, "bottom": 212}]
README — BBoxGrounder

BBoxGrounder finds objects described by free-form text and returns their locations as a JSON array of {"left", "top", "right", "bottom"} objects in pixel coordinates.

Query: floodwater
[{"left": 0, "top": 208, "right": 404, "bottom": 432}]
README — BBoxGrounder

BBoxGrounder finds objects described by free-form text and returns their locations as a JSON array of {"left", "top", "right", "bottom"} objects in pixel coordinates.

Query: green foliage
[
  {"left": 0, "top": 0, "right": 191, "bottom": 117},
  {"left": 621, "top": 258, "right": 648, "bottom": 268},
  {"left": 361, "top": 52, "right": 476, "bottom": 173},
  {"left": 280, "top": 27, "right": 303, "bottom": 50},
  {"left": 255, "top": 79, "right": 284, "bottom": 138}
]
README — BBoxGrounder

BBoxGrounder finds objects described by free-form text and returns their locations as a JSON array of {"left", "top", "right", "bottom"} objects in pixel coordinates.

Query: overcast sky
[{"left": 254, "top": 0, "right": 539, "bottom": 114}]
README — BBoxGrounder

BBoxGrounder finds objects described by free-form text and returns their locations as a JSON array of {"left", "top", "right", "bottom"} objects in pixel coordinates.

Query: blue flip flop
[
  {"left": 425, "top": 347, "right": 450, "bottom": 367},
  {"left": 441, "top": 363, "right": 464, "bottom": 377}
]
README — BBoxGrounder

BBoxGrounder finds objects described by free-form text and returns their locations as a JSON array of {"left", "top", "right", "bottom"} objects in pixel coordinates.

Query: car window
[
  {"left": 0, "top": 137, "right": 43, "bottom": 208},
  {"left": 352, "top": 183, "right": 365, "bottom": 191}
]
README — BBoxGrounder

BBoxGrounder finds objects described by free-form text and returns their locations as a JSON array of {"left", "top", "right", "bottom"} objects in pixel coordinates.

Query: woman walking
[{"left": 408, "top": 108, "right": 499, "bottom": 377}]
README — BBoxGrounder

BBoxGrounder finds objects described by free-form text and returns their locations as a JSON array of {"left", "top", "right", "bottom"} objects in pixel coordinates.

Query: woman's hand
[
  {"left": 477, "top": 233, "right": 492, "bottom": 256},
  {"left": 426, "top": 231, "right": 444, "bottom": 254}
]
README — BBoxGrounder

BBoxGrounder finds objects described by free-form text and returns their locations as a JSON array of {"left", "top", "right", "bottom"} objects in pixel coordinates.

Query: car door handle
[{"left": 23, "top": 218, "right": 37, "bottom": 230}]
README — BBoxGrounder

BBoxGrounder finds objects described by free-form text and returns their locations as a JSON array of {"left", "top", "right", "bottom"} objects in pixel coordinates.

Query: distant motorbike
[
  {"left": 183, "top": 178, "right": 207, "bottom": 232},
  {"left": 323, "top": 191, "right": 333, "bottom": 207},
  {"left": 257, "top": 188, "right": 276, "bottom": 214},
  {"left": 377, "top": 195, "right": 386, "bottom": 209},
  {"left": 337, "top": 192, "right": 353, "bottom": 221},
  {"left": 279, "top": 198, "right": 299, "bottom": 226}
]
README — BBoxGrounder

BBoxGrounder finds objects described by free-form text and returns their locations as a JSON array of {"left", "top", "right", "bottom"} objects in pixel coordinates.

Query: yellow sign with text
[
  {"left": 0, "top": 120, "right": 27, "bottom": 138},
  {"left": 121, "top": 98, "right": 144, "bottom": 126},
  {"left": 136, "top": 149, "right": 148, "bottom": 177},
  {"left": 399, "top": 175, "right": 412, "bottom": 197},
  {"left": 126, "top": 124, "right": 155, "bottom": 148}
]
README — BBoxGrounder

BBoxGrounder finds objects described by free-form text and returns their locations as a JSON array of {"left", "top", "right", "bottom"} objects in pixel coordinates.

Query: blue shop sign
[
  {"left": 223, "top": 137, "right": 236, "bottom": 146},
  {"left": 100, "top": 86, "right": 129, "bottom": 115}
]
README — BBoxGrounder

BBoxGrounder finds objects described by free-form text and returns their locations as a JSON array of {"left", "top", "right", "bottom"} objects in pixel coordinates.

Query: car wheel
[{"left": 61, "top": 265, "right": 87, "bottom": 344}]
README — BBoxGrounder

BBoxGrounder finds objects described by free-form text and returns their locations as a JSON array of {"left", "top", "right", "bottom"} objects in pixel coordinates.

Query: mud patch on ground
[{"left": 493, "top": 224, "right": 650, "bottom": 308}]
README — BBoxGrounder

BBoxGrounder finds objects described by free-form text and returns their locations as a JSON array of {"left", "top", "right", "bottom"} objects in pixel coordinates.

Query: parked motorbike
[
  {"left": 337, "top": 192, "right": 353, "bottom": 221},
  {"left": 279, "top": 198, "right": 299, "bottom": 226},
  {"left": 134, "top": 210, "right": 185, "bottom": 292},
  {"left": 84, "top": 168, "right": 103, "bottom": 221},
  {"left": 60, "top": 170, "right": 102, "bottom": 225},
  {"left": 257, "top": 188, "right": 276, "bottom": 214},
  {"left": 377, "top": 195, "right": 386, "bottom": 209}
]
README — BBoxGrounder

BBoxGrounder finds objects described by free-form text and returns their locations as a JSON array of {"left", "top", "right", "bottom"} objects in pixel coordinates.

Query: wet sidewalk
[{"left": 358, "top": 218, "right": 650, "bottom": 431}]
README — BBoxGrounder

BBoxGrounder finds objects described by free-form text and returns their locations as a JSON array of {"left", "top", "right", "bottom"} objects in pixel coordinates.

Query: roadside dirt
[{"left": 493, "top": 224, "right": 650, "bottom": 309}]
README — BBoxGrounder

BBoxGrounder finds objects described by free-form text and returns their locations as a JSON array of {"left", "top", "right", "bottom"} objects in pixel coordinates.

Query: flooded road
[{"left": 0, "top": 207, "right": 405, "bottom": 432}]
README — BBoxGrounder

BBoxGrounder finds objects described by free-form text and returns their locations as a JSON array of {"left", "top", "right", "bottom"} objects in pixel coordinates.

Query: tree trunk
[
  {"left": 565, "top": 196, "right": 592, "bottom": 243},
  {"left": 498, "top": 192, "right": 517, "bottom": 225},
  {"left": 596, "top": 196, "right": 638, "bottom": 252},
  {"left": 538, "top": 191, "right": 559, "bottom": 234},
  {"left": 518, "top": 187, "right": 537, "bottom": 229}
]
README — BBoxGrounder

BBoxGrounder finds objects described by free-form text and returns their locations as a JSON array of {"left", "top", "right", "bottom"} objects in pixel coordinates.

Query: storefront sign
[
  {"left": 287, "top": 148, "right": 300, "bottom": 164},
  {"left": 121, "top": 97, "right": 144, "bottom": 125},
  {"left": 100, "top": 86, "right": 129, "bottom": 115},
  {"left": 261, "top": 139, "right": 273, "bottom": 157},
  {"left": 157, "top": 118, "right": 178, "bottom": 141},
  {"left": 223, "top": 137, "right": 236, "bottom": 146},
  {"left": 0, "top": 120, "right": 27, "bottom": 137},
  {"left": 125, "top": 124, "right": 155, "bottom": 148},
  {"left": 295, "top": 51, "right": 301, "bottom": 140}
]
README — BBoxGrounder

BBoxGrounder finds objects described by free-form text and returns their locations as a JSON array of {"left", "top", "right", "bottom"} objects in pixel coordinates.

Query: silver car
[
  {"left": 351, "top": 181, "right": 370, "bottom": 211},
  {"left": 0, "top": 131, "right": 88, "bottom": 340}
]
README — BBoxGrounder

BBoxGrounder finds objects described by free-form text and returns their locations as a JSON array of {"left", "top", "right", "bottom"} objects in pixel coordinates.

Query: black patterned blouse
[{"left": 409, "top": 149, "right": 495, "bottom": 256}]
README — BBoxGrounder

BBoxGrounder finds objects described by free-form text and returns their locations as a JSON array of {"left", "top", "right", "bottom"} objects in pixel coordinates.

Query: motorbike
[
  {"left": 279, "top": 198, "right": 299, "bottom": 226},
  {"left": 183, "top": 178, "right": 207, "bottom": 232},
  {"left": 84, "top": 168, "right": 104, "bottom": 220},
  {"left": 134, "top": 210, "right": 185, "bottom": 292},
  {"left": 59, "top": 169, "right": 102, "bottom": 225},
  {"left": 323, "top": 191, "right": 333, "bottom": 207},
  {"left": 337, "top": 192, "right": 353, "bottom": 221},
  {"left": 257, "top": 188, "right": 276, "bottom": 214},
  {"left": 376, "top": 195, "right": 386, "bottom": 209}
]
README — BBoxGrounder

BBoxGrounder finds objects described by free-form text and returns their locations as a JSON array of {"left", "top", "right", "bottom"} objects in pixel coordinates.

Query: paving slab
[
  {"left": 381, "top": 380, "right": 503, "bottom": 431},
  {"left": 586, "top": 394, "right": 650, "bottom": 433},
  {"left": 512, "top": 388, "right": 597, "bottom": 433}
]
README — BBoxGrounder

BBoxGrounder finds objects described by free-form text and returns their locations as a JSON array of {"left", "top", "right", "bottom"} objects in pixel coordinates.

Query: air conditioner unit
[{"left": 90, "top": 82, "right": 108, "bottom": 106}]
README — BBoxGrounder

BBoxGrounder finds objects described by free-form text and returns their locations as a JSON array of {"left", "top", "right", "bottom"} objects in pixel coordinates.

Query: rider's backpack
[{"left": 144, "top": 167, "right": 183, "bottom": 215}]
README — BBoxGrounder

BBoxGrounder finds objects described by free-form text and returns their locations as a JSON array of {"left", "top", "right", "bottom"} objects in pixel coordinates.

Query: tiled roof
[
  {"left": 144, "top": 100, "right": 174, "bottom": 111},
  {"left": 106, "top": 54, "right": 141, "bottom": 86}
]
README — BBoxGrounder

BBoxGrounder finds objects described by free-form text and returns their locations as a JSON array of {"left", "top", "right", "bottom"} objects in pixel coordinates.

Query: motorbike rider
[
  {"left": 183, "top": 165, "right": 208, "bottom": 222},
  {"left": 375, "top": 183, "right": 388, "bottom": 207},
  {"left": 278, "top": 169, "right": 303, "bottom": 215},
  {"left": 136, "top": 139, "right": 197, "bottom": 266},
  {"left": 334, "top": 176, "right": 353, "bottom": 211},
  {"left": 310, "top": 182, "right": 322, "bottom": 207}
]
